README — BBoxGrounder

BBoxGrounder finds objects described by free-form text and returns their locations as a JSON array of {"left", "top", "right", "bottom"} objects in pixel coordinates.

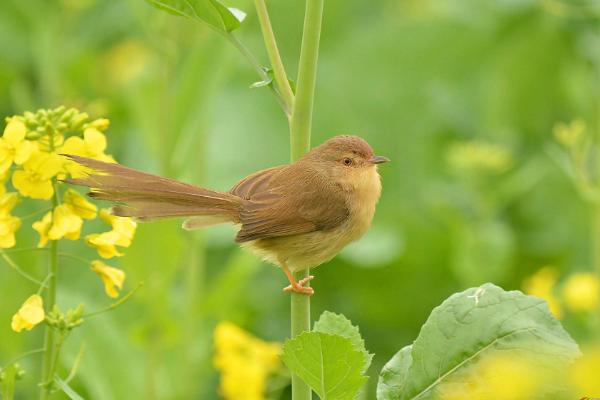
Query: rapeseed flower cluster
[
  {"left": 214, "top": 322, "right": 281, "bottom": 400},
  {"left": 1, "top": 107, "right": 137, "bottom": 333}
]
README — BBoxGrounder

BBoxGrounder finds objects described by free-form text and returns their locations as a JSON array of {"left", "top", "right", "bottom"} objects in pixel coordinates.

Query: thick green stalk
[
  {"left": 254, "top": 0, "right": 295, "bottom": 115},
  {"left": 288, "top": 0, "right": 324, "bottom": 399},
  {"left": 40, "top": 215, "right": 58, "bottom": 399},
  {"left": 289, "top": 0, "right": 324, "bottom": 162}
]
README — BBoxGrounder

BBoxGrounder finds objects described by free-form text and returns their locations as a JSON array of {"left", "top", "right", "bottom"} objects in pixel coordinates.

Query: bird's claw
[{"left": 283, "top": 275, "right": 315, "bottom": 295}]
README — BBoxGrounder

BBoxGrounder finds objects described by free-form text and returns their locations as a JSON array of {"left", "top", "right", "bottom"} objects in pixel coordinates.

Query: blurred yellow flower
[
  {"left": 85, "top": 209, "right": 136, "bottom": 258},
  {"left": 11, "top": 294, "right": 45, "bottom": 333},
  {"left": 0, "top": 170, "right": 8, "bottom": 196},
  {"left": 569, "top": 345, "right": 600, "bottom": 395},
  {"left": 12, "top": 151, "right": 62, "bottom": 199},
  {"left": 0, "top": 192, "right": 21, "bottom": 248},
  {"left": 562, "top": 273, "right": 600, "bottom": 312},
  {"left": 446, "top": 141, "right": 512, "bottom": 175},
  {"left": 438, "top": 352, "right": 542, "bottom": 400},
  {"left": 522, "top": 266, "right": 562, "bottom": 318},
  {"left": 214, "top": 321, "right": 281, "bottom": 400},
  {"left": 91, "top": 260, "right": 125, "bottom": 298},
  {"left": 32, "top": 189, "right": 97, "bottom": 246},
  {"left": 60, "top": 127, "right": 115, "bottom": 178},
  {"left": 554, "top": 119, "right": 586, "bottom": 148},
  {"left": 0, "top": 119, "right": 37, "bottom": 173}
]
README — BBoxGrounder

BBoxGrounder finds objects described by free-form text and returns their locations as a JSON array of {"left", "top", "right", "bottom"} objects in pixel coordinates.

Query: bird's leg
[{"left": 280, "top": 261, "right": 314, "bottom": 295}]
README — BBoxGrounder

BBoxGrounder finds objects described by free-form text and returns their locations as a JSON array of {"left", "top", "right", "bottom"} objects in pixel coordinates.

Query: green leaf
[
  {"left": 145, "top": 0, "right": 245, "bottom": 33},
  {"left": 377, "top": 283, "right": 580, "bottom": 400},
  {"left": 314, "top": 311, "right": 373, "bottom": 372},
  {"left": 54, "top": 377, "right": 85, "bottom": 400},
  {"left": 376, "top": 345, "right": 411, "bottom": 400},
  {"left": 282, "top": 332, "right": 368, "bottom": 400}
]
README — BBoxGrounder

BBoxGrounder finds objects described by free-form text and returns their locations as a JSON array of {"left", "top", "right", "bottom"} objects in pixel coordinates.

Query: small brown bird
[{"left": 66, "top": 135, "right": 389, "bottom": 295}]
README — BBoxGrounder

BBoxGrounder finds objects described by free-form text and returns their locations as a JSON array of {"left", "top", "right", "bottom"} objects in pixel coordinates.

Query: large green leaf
[
  {"left": 377, "top": 283, "right": 580, "bottom": 400},
  {"left": 314, "top": 311, "right": 373, "bottom": 372},
  {"left": 376, "top": 346, "right": 411, "bottom": 400},
  {"left": 145, "top": 0, "right": 246, "bottom": 32},
  {"left": 282, "top": 332, "right": 368, "bottom": 400}
]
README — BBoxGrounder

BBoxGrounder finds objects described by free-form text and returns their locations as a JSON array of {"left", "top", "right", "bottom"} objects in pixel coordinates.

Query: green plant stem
[
  {"left": 40, "top": 238, "right": 58, "bottom": 399},
  {"left": 289, "top": 0, "right": 324, "bottom": 161},
  {"left": 288, "top": 1, "right": 324, "bottom": 399},
  {"left": 254, "top": 0, "right": 295, "bottom": 114}
]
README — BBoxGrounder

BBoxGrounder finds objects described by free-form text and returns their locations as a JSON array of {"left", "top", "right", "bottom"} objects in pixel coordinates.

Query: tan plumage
[{"left": 65, "top": 135, "right": 389, "bottom": 295}]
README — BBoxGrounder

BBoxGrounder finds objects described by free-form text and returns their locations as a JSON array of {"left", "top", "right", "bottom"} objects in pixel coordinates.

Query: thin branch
[
  {"left": 82, "top": 282, "right": 144, "bottom": 319},
  {"left": 254, "top": 0, "right": 295, "bottom": 114},
  {"left": 1, "top": 251, "right": 44, "bottom": 285}
]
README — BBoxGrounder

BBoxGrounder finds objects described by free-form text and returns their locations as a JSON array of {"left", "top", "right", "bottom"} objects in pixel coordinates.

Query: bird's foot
[{"left": 283, "top": 275, "right": 315, "bottom": 296}]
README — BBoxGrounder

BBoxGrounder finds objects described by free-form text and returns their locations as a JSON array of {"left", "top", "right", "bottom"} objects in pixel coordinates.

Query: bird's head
[{"left": 303, "top": 135, "right": 389, "bottom": 190}]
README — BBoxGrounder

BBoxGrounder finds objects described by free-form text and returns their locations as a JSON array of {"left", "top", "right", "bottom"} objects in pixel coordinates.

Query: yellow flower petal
[
  {"left": 3, "top": 119, "right": 27, "bottom": 144},
  {"left": 11, "top": 294, "right": 45, "bottom": 333},
  {"left": 91, "top": 260, "right": 125, "bottom": 298},
  {"left": 86, "top": 231, "right": 123, "bottom": 258},
  {"left": 12, "top": 170, "right": 54, "bottom": 200},
  {"left": 0, "top": 119, "right": 37, "bottom": 173},
  {"left": 0, "top": 214, "right": 21, "bottom": 248},
  {"left": 48, "top": 204, "right": 83, "bottom": 241},
  {"left": 32, "top": 211, "right": 52, "bottom": 247},
  {"left": 562, "top": 273, "right": 600, "bottom": 312},
  {"left": 83, "top": 128, "right": 107, "bottom": 155},
  {"left": 100, "top": 209, "right": 136, "bottom": 247},
  {"left": 0, "top": 192, "right": 20, "bottom": 216},
  {"left": 63, "top": 189, "right": 97, "bottom": 219}
]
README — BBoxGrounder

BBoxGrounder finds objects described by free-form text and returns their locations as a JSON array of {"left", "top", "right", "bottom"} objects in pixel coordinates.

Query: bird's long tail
[{"left": 64, "top": 155, "right": 242, "bottom": 225}]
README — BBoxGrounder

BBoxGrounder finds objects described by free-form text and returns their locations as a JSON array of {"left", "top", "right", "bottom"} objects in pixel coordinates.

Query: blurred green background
[{"left": 0, "top": 0, "right": 599, "bottom": 398}]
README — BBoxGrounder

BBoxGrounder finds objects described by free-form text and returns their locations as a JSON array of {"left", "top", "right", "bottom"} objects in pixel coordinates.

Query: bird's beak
[{"left": 369, "top": 155, "right": 390, "bottom": 164}]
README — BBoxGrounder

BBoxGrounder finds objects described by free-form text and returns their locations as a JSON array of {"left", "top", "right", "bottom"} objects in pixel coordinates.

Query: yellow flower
[
  {"left": 562, "top": 273, "right": 600, "bottom": 312},
  {"left": 0, "top": 119, "right": 37, "bottom": 173},
  {"left": 100, "top": 209, "right": 136, "bottom": 247},
  {"left": 12, "top": 151, "right": 62, "bottom": 199},
  {"left": 214, "top": 321, "right": 281, "bottom": 400},
  {"left": 554, "top": 119, "right": 586, "bottom": 148},
  {"left": 60, "top": 127, "right": 115, "bottom": 178},
  {"left": 85, "top": 209, "right": 136, "bottom": 258},
  {"left": 522, "top": 266, "right": 562, "bottom": 318},
  {"left": 91, "top": 260, "right": 125, "bottom": 298},
  {"left": 32, "top": 189, "right": 97, "bottom": 247},
  {"left": 11, "top": 294, "right": 45, "bottom": 333},
  {"left": 446, "top": 141, "right": 513, "bottom": 175},
  {"left": 85, "top": 231, "right": 124, "bottom": 258},
  {"left": 569, "top": 344, "right": 600, "bottom": 395},
  {"left": 32, "top": 211, "right": 52, "bottom": 247},
  {"left": 63, "top": 189, "right": 97, "bottom": 219},
  {"left": 0, "top": 192, "right": 21, "bottom": 248},
  {"left": 438, "top": 351, "right": 543, "bottom": 400}
]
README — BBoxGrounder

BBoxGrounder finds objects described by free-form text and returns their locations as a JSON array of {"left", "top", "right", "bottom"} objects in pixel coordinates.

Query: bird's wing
[{"left": 233, "top": 166, "right": 350, "bottom": 243}]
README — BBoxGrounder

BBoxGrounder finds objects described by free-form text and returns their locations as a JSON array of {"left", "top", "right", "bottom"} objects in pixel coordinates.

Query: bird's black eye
[{"left": 343, "top": 157, "right": 353, "bottom": 166}]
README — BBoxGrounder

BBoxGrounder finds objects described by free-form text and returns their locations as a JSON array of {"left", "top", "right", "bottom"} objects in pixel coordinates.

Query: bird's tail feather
[{"left": 64, "top": 155, "right": 242, "bottom": 222}]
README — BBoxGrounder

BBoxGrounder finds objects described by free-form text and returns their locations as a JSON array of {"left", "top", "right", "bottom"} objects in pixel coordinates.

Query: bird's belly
[{"left": 244, "top": 210, "right": 374, "bottom": 272}]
